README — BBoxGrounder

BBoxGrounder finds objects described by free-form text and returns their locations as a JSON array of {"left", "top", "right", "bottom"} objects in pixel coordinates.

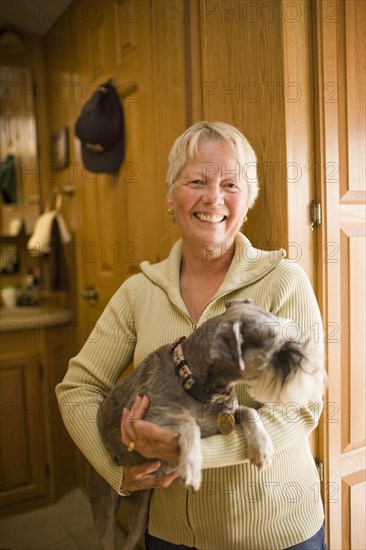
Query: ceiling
[{"left": 0, "top": 0, "right": 74, "bottom": 36}]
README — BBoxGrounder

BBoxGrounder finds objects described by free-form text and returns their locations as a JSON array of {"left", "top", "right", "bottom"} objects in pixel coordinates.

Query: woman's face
[{"left": 167, "top": 140, "right": 249, "bottom": 251}]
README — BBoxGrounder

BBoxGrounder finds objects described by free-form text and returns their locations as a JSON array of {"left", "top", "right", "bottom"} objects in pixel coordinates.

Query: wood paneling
[
  {"left": 114, "top": 0, "right": 139, "bottom": 63},
  {"left": 340, "top": 231, "right": 366, "bottom": 453},
  {"left": 281, "top": 0, "right": 316, "bottom": 282},
  {"left": 150, "top": 0, "right": 187, "bottom": 259},
  {"left": 197, "top": 0, "right": 289, "bottom": 252},
  {"left": 350, "top": 480, "right": 366, "bottom": 550},
  {"left": 343, "top": 1, "right": 366, "bottom": 192}
]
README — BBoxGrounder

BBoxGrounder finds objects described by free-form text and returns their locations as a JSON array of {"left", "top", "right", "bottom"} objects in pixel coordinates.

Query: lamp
[{"left": 0, "top": 27, "right": 27, "bottom": 57}]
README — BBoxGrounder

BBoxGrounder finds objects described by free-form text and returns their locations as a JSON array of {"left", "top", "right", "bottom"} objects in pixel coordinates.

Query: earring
[
  {"left": 168, "top": 208, "right": 174, "bottom": 216},
  {"left": 243, "top": 216, "right": 248, "bottom": 223}
]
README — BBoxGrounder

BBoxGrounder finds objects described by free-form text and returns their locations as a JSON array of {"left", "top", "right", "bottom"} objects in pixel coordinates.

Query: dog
[{"left": 87, "top": 300, "right": 323, "bottom": 550}]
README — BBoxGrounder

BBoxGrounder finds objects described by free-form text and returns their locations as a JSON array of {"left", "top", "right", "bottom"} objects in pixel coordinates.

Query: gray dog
[{"left": 87, "top": 300, "right": 323, "bottom": 550}]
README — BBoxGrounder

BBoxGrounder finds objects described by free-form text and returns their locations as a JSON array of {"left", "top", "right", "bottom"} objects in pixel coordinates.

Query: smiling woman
[{"left": 57, "top": 121, "right": 326, "bottom": 550}]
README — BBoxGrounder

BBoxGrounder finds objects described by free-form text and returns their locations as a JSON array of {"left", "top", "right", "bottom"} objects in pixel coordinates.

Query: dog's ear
[
  {"left": 209, "top": 320, "right": 245, "bottom": 370},
  {"left": 225, "top": 298, "right": 252, "bottom": 309}
]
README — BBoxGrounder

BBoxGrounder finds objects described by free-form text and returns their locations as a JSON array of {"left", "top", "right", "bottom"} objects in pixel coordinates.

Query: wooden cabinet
[
  {"left": 0, "top": 316, "right": 77, "bottom": 508},
  {"left": 0, "top": 350, "right": 47, "bottom": 506}
]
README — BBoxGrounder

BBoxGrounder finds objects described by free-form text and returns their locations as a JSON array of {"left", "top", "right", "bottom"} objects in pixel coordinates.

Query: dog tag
[{"left": 217, "top": 413, "right": 235, "bottom": 435}]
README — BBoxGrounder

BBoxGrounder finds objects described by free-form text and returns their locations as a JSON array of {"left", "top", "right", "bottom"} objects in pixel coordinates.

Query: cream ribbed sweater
[{"left": 56, "top": 234, "right": 325, "bottom": 549}]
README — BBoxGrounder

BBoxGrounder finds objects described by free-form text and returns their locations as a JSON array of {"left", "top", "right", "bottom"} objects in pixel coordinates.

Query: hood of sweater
[{"left": 140, "top": 234, "right": 286, "bottom": 315}]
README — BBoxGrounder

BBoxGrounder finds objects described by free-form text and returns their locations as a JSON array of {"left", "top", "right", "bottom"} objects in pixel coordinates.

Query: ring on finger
[{"left": 127, "top": 440, "right": 135, "bottom": 452}]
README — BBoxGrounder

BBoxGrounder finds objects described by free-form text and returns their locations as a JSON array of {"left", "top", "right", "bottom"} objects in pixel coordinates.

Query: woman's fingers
[
  {"left": 120, "top": 395, "right": 180, "bottom": 463},
  {"left": 124, "top": 419, "right": 179, "bottom": 462},
  {"left": 121, "top": 461, "right": 159, "bottom": 492},
  {"left": 127, "top": 395, "right": 150, "bottom": 422},
  {"left": 139, "top": 460, "right": 162, "bottom": 476},
  {"left": 121, "top": 408, "right": 136, "bottom": 446},
  {"left": 152, "top": 470, "right": 179, "bottom": 488},
  {"left": 135, "top": 395, "right": 149, "bottom": 418},
  {"left": 132, "top": 460, "right": 162, "bottom": 480},
  {"left": 121, "top": 409, "right": 132, "bottom": 445},
  {"left": 121, "top": 395, "right": 150, "bottom": 446},
  {"left": 122, "top": 461, "right": 178, "bottom": 492},
  {"left": 138, "top": 420, "right": 179, "bottom": 446}
]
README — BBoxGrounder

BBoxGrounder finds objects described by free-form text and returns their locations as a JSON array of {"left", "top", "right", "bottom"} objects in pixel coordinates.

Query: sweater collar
[{"left": 139, "top": 234, "right": 286, "bottom": 316}]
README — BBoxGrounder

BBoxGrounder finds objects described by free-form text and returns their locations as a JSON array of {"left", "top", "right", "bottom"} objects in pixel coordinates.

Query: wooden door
[{"left": 313, "top": 1, "right": 366, "bottom": 548}]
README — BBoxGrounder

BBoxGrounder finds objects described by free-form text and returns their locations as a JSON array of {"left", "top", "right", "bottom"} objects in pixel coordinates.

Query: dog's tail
[
  {"left": 87, "top": 464, "right": 120, "bottom": 550},
  {"left": 122, "top": 489, "right": 152, "bottom": 550}
]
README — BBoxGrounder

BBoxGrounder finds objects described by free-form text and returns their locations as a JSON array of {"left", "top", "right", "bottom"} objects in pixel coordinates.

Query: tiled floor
[{"left": 0, "top": 487, "right": 126, "bottom": 550}]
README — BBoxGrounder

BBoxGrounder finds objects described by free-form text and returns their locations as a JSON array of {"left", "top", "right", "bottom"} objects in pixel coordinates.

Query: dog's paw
[
  {"left": 177, "top": 452, "right": 202, "bottom": 491},
  {"left": 176, "top": 422, "right": 202, "bottom": 491},
  {"left": 247, "top": 435, "right": 273, "bottom": 470},
  {"left": 244, "top": 415, "right": 274, "bottom": 470}
]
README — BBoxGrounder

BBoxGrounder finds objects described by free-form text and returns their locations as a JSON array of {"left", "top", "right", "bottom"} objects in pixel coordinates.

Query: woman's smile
[{"left": 193, "top": 212, "right": 227, "bottom": 223}]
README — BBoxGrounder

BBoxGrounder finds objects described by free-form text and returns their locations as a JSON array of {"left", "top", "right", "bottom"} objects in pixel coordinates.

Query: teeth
[{"left": 196, "top": 213, "right": 225, "bottom": 223}]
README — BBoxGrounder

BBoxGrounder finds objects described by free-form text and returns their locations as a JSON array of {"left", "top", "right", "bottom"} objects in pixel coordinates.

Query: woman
[{"left": 56, "top": 122, "right": 326, "bottom": 549}]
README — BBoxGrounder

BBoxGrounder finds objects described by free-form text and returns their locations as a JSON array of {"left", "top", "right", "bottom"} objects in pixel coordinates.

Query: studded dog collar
[
  {"left": 171, "top": 337, "right": 237, "bottom": 435},
  {"left": 171, "top": 337, "right": 213, "bottom": 403}
]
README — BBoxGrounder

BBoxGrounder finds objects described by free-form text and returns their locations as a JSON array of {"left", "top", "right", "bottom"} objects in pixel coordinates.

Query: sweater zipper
[
  {"left": 178, "top": 289, "right": 236, "bottom": 332},
  {"left": 177, "top": 282, "right": 256, "bottom": 335},
  {"left": 193, "top": 289, "right": 236, "bottom": 328},
  {"left": 185, "top": 491, "right": 195, "bottom": 544}
]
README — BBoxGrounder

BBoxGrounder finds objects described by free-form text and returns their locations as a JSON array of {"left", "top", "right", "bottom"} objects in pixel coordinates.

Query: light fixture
[{"left": 0, "top": 27, "right": 27, "bottom": 57}]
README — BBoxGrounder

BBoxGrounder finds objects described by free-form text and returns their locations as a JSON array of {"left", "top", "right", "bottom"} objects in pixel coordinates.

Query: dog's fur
[{"left": 87, "top": 300, "right": 323, "bottom": 550}]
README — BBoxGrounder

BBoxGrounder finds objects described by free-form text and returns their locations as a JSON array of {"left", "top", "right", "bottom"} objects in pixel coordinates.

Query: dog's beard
[
  {"left": 246, "top": 365, "right": 317, "bottom": 406},
  {"left": 242, "top": 347, "right": 322, "bottom": 407}
]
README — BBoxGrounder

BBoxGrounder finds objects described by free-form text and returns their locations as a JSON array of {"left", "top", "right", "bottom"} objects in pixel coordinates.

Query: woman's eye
[
  {"left": 225, "top": 182, "right": 239, "bottom": 190},
  {"left": 191, "top": 179, "right": 204, "bottom": 185}
]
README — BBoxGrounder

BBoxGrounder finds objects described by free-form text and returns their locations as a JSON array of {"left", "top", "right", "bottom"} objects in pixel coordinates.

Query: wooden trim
[{"left": 311, "top": 1, "right": 342, "bottom": 545}]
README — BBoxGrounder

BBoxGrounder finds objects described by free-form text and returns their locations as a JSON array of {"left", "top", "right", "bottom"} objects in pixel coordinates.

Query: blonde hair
[{"left": 166, "top": 121, "right": 259, "bottom": 208}]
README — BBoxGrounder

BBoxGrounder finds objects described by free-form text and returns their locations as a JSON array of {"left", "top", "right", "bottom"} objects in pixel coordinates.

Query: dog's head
[{"left": 208, "top": 300, "right": 324, "bottom": 406}]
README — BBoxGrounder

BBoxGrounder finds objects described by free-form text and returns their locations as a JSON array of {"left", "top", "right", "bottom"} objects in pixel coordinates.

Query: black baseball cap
[{"left": 75, "top": 80, "right": 125, "bottom": 174}]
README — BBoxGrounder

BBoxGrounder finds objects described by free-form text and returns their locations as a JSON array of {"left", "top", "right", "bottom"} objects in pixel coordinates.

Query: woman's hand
[
  {"left": 121, "top": 461, "right": 178, "bottom": 493},
  {"left": 121, "top": 395, "right": 181, "bottom": 464}
]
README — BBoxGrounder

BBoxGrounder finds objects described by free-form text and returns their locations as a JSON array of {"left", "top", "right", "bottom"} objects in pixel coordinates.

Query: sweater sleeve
[
  {"left": 55, "top": 278, "right": 138, "bottom": 495},
  {"left": 200, "top": 262, "right": 324, "bottom": 469}
]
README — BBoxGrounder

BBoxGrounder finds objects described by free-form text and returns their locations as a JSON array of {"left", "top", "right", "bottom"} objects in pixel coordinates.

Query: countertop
[{"left": 0, "top": 306, "right": 74, "bottom": 331}]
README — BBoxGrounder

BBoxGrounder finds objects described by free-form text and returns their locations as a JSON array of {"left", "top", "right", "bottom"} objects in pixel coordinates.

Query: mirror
[{"left": 0, "top": 65, "right": 40, "bottom": 235}]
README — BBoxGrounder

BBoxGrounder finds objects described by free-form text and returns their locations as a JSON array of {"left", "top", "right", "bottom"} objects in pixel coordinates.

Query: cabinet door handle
[{"left": 81, "top": 285, "right": 98, "bottom": 307}]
